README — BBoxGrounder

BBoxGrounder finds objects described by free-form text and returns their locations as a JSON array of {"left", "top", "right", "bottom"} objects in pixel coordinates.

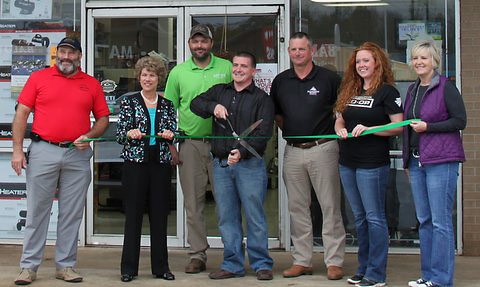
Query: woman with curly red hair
[{"left": 334, "top": 42, "right": 403, "bottom": 287}]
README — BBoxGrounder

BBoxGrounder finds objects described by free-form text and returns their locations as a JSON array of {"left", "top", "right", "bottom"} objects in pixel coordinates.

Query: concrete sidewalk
[{"left": 0, "top": 245, "right": 478, "bottom": 287}]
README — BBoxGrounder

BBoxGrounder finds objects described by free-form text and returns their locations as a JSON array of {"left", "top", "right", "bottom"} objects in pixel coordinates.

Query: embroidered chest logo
[
  {"left": 307, "top": 86, "right": 320, "bottom": 96},
  {"left": 213, "top": 73, "right": 227, "bottom": 79},
  {"left": 395, "top": 97, "right": 402, "bottom": 107},
  {"left": 348, "top": 95, "right": 374, "bottom": 108},
  {"left": 79, "top": 84, "right": 90, "bottom": 92}
]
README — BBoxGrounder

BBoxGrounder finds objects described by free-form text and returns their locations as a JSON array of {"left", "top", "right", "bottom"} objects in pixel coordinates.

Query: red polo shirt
[{"left": 18, "top": 66, "right": 110, "bottom": 142}]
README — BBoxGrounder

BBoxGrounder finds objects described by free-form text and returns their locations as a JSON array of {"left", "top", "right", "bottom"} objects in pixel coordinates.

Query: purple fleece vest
[{"left": 402, "top": 74, "right": 465, "bottom": 168}]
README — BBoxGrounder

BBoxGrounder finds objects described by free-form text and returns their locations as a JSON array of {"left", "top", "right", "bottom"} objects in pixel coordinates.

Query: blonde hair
[{"left": 410, "top": 39, "right": 441, "bottom": 70}]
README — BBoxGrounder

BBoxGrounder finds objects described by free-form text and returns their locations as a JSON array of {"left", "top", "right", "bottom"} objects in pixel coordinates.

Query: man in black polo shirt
[
  {"left": 271, "top": 32, "right": 346, "bottom": 280},
  {"left": 190, "top": 51, "right": 274, "bottom": 281}
]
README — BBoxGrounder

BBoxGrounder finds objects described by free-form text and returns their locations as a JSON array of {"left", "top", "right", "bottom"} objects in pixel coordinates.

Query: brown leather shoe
[
  {"left": 256, "top": 269, "right": 273, "bottom": 280},
  {"left": 208, "top": 269, "right": 243, "bottom": 280},
  {"left": 327, "top": 265, "right": 344, "bottom": 280},
  {"left": 282, "top": 265, "right": 313, "bottom": 278},
  {"left": 185, "top": 259, "right": 206, "bottom": 274}
]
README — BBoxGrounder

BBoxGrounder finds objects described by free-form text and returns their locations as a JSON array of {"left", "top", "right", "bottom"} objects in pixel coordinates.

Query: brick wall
[{"left": 461, "top": 0, "right": 480, "bottom": 256}]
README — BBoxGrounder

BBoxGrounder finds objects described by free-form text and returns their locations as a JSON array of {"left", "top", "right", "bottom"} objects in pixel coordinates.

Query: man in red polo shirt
[{"left": 11, "top": 37, "right": 109, "bottom": 285}]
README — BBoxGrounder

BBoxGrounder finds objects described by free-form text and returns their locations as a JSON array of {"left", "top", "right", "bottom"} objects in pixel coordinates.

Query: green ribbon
[
  {"left": 284, "top": 118, "right": 419, "bottom": 139},
  {"left": 75, "top": 119, "right": 419, "bottom": 145}
]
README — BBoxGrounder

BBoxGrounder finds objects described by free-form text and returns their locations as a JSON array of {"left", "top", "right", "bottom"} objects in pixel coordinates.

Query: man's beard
[
  {"left": 192, "top": 49, "right": 210, "bottom": 61},
  {"left": 56, "top": 58, "right": 80, "bottom": 75}
]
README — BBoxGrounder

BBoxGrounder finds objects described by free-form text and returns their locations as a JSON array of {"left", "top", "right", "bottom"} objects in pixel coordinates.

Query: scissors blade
[
  {"left": 227, "top": 117, "right": 263, "bottom": 159},
  {"left": 238, "top": 139, "right": 262, "bottom": 159},
  {"left": 239, "top": 119, "right": 263, "bottom": 137}
]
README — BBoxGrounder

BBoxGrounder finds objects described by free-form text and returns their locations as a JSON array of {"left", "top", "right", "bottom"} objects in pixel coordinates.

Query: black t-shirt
[
  {"left": 271, "top": 65, "right": 341, "bottom": 143},
  {"left": 406, "top": 85, "right": 428, "bottom": 149},
  {"left": 339, "top": 84, "right": 403, "bottom": 168}
]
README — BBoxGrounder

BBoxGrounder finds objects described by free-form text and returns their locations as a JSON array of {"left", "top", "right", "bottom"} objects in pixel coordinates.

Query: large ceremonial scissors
[{"left": 216, "top": 118, "right": 264, "bottom": 159}]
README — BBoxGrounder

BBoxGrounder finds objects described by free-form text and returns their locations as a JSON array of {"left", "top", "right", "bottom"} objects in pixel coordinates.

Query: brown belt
[{"left": 288, "top": 138, "right": 334, "bottom": 149}]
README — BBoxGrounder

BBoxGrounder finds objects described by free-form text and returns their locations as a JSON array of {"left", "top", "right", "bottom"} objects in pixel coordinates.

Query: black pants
[{"left": 120, "top": 149, "right": 172, "bottom": 276}]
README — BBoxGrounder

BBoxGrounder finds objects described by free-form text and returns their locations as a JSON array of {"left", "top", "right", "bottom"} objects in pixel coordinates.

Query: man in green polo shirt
[{"left": 164, "top": 24, "right": 232, "bottom": 274}]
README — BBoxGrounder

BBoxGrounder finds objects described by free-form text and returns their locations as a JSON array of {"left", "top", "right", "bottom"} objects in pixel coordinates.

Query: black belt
[
  {"left": 31, "top": 132, "right": 73, "bottom": 148},
  {"left": 288, "top": 138, "right": 334, "bottom": 149}
]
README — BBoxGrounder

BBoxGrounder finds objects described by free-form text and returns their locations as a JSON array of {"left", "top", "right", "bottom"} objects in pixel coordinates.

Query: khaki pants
[
  {"left": 283, "top": 140, "right": 346, "bottom": 267},
  {"left": 178, "top": 139, "right": 214, "bottom": 262},
  {"left": 21, "top": 141, "right": 92, "bottom": 271}
]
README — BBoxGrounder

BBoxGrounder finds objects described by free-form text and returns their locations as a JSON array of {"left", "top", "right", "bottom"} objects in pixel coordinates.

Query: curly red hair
[{"left": 335, "top": 42, "right": 394, "bottom": 113}]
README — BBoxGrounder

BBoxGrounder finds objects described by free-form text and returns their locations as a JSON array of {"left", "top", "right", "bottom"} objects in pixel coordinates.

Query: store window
[
  {"left": 290, "top": 0, "right": 456, "bottom": 249},
  {"left": 0, "top": 0, "right": 81, "bottom": 241}
]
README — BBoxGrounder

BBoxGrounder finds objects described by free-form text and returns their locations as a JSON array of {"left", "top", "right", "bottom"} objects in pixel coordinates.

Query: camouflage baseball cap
[{"left": 189, "top": 24, "right": 213, "bottom": 39}]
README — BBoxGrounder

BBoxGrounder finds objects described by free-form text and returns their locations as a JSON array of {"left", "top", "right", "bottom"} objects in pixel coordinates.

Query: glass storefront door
[
  {"left": 85, "top": 8, "right": 183, "bottom": 246},
  {"left": 186, "top": 5, "right": 284, "bottom": 249},
  {"left": 85, "top": 5, "right": 285, "bottom": 249}
]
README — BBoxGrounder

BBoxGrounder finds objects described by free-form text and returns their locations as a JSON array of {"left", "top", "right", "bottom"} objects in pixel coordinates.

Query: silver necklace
[
  {"left": 412, "top": 84, "right": 428, "bottom": 118},
  {"left": 412, "top": 86, "right": 419, "bottom": 119},
  {"left": 141, "top": 91, "right": 158, "bottom": 105}
]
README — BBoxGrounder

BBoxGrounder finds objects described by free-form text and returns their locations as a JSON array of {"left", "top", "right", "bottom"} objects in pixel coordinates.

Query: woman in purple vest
[{"left": 403, "top": 40, "right": 466, "bottom": 287}]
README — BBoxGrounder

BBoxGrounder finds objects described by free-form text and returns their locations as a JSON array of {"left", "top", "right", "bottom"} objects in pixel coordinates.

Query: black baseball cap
[
  {"left": 189, "top": 24, "right": 213, "bottom": 39},
  {"left": 57, "top": 37, "right": 82, "bottom": 52}
]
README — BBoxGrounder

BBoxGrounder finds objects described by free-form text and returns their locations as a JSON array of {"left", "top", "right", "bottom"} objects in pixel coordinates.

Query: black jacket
[
  {"left": 116, "top": 92, "right": 176, "bottom": 163},
  {"left": 190, "top": 81, "right": 274, "bottom": 159}
]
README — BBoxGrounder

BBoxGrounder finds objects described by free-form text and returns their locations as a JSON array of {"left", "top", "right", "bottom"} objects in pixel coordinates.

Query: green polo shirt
[{"left": 165, "top": 54, "right": 232, "bottom": 136}]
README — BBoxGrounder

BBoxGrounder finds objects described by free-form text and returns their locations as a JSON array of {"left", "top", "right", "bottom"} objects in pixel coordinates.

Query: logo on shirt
[
  {"left": 79, "top": 84, "right": 90, "bottom": 92},
  {"left": 212, "top": 73, "right": 227, "bottom": 79},
  {"left": 395, "top": 97, "right": 402, "bottom": 107},
  {"left": 348, "top": 96, "right": 374, "bottom": 108},
  {"left": 307, "top": 86, "right": 320, "bottom": 96}
]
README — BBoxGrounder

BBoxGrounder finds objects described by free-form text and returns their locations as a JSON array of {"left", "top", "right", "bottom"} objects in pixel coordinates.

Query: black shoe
[
  {"left": 120, "top": 274, "right": 134, "bottom": 282},
  {"left": 355, "top": 278, "right": 386, "bottom": 287},
  {"left": 256, "top": 269, "right": 273, "bottom": 280},
  {"left": 347, "top": 274, "right": 364, "bottom": 284},
  {"left": 155, "top": 271, "right": 175, "bottom": 280}
]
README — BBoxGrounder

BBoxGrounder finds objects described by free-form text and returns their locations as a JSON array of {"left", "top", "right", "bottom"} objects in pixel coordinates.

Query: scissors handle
[{"left": 225, "top": 118, "right": 236, "bottom": 133}]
